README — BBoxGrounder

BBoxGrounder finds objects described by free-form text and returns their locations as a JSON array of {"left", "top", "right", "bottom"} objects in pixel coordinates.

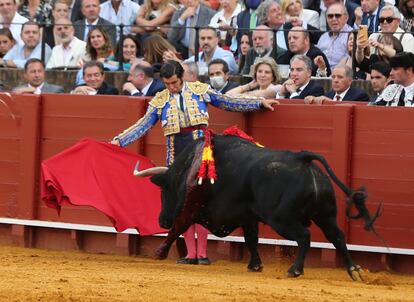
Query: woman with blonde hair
[
  {"left": 280, "top": 0, "right": 319, "bottom": 28},
  {"left": 133, "top": 0, "right": 177, "bottom": 36},
  {"left": 227, "top": 57, "right": 282, "bottom": 97}
]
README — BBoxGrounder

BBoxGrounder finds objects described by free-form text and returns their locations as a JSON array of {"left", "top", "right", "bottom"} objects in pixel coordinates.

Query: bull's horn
[{"left": 133, "top": 160, "right": 168, "bottom": 177}]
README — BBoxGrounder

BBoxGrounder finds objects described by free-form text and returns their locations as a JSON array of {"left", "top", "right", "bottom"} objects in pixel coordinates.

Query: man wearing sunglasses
[
  {"left": 316, "top": 3, "right": 353, "bottom": 69},
  {"left": 371, "top": 52, "right": 414, "bottom": 107},
  {"left": 368, "top": 5, "right": 414, "bottom": 54}
]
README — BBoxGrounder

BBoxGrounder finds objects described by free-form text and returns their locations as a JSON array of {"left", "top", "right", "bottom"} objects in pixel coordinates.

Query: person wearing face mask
[{"left": 208, "top": 59, "right": 238, "bottom": 93}]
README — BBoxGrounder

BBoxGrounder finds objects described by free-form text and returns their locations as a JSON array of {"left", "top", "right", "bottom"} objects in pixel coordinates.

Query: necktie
[
  {"left": 290, "top": 88, "right": 301, "bottom": 99},
  {"left": 179, "top": 93, "right": 185, "bottom": 111},
  {"left": 85, "top": 24, "right": 93, "bottom": 40},
  {"left": 249, "top": 10, "right": 257, "bottom": 30},
  {"left": 367, "top": 14, "right": 375, "bottom": 34},
  {"left": 398, "top": 88, "right": 406, "bottom": 106},
  {"left": 335, "top": 94, "right": 341, "bottom": 101}
]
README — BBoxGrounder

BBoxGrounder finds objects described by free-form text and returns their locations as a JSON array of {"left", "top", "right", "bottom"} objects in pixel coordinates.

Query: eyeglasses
[
  {"left": 379, "top": 17, "right": 396, "bottom": 24},
  {"left": 327, "top": 13, "right": 343, "bottom": 19}
]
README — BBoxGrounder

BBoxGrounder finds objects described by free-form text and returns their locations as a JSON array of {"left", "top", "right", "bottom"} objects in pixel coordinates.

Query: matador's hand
[{"left": 262, "top": 99, "right": 280, "bottom": 111}]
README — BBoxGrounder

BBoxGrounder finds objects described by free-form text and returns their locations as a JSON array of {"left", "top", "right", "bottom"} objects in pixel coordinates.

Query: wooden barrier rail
[{"left": 0, "top": 93, "right": 413, "bottom": 273}]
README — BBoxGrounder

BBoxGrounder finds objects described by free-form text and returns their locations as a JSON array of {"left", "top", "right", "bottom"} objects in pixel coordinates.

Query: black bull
[{"left": 136, "top": 135, "right": 380, "bottom": 280}]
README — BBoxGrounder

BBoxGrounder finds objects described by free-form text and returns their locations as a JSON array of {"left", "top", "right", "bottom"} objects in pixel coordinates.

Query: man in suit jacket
[
  {"left": 257, "top": 0, "right": 321, "bottom": 51},
  {"left": 123, "top": 61, "right": 165, "bottom": 97},
  {"left": 242, "top": 25, "right": 285, "bottom": 75},
  {"left": 277, "top": 26, "right": 331, "bottom": 76},
  {"left": 354, "top": 0, "right": 382, "bottom": 34},
  {"left": 305, "top": 64, "right": 369, "bottom": 104},
  {"left": 325, "top": 64, "right": 369, "bottom": 101},
  {"left": 73, "top": 0, "right": 116, "bottom": 49},
  {"left": 13, "top": 59, "right": 64, "bottom": 94},
  {"left": 46, "top": 18, "right": 87, "bottom": 69},
  {"left": 167, "top": 0, "right": 216, "bottom": 59},
  {"left": 71, "top": 61, "right": 119, "bottom": 95},
  {"left": 70, "top": 0, "right": 84, "bottom": 23},
  {"left": 207, "top": 58, "right": 238, "bottom": 94},
  {"left": 276, "top": 55, "right": 325, "bottom": 99},
  {"left": 236, "top": 0, "right": 261, "bottom": 50}
]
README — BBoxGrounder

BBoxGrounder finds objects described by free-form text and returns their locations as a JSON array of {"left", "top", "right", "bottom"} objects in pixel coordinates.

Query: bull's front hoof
[
  {"left": 348, "top": 265, "right": 365, "bottom": 282},
  {"left": 247, "top": 263, "right": 264, "bottom": 272},
  {"left": 153, "top": 244, "right": 169, "bottom": 260},
  {"left": 287, "top": 267, "right": 304, "bottom": 278}
]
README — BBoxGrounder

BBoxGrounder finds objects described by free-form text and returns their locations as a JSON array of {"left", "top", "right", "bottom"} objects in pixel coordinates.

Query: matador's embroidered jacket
[
  {"left": 114, "top": 81, "right": 264, "bottom": 147},
  {"left": 373, "top": 83, "right": 414, "bottom": 107}
]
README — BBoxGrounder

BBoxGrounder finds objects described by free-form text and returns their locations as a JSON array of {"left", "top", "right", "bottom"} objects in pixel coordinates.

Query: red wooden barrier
[
  {"left": 350, "top": 106, "right": 414, "bottom": 248},
  {"left": 1, "top": 94, "right": 414, "bottom": 272}
]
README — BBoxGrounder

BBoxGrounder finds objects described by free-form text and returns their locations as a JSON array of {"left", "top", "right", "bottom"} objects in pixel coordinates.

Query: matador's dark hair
[{"left": 160, "top": 60, "right": 184, "bottom": 79}]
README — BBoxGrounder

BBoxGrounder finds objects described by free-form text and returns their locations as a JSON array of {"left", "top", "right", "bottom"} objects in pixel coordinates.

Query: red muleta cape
[{"left": 41, "top": 138, "right": 167, "bottom": 235}]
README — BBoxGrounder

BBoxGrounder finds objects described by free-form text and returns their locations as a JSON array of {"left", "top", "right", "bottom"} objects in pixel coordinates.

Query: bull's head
[{"left": 134, "top": 161, "right": 177, "bottom": 229}]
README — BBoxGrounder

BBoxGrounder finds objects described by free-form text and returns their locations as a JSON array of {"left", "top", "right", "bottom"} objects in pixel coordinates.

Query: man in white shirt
[
  {"left": 0, "top": 0, "right": 28, "bottom": 45},
  {"left": 46, "top": 17, "right": 87, "bottom": 69},
  {"left": 184, "top": 27, "right": 238, "bottom": 75},
  {"left": 99, "top": 0, "right": 139, "bottom": 39},
  {"left": 1, "top": 21, "right": 51, "bottom": 68}
]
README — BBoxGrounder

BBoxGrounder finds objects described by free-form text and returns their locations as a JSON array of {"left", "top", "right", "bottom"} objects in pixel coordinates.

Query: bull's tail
[{"left": 298, "top": 151, "right": 381, "bottom": 232}]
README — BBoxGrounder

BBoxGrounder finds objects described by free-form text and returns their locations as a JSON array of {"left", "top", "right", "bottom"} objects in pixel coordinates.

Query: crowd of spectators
[{"left": 0, "top": 0, "right": 412, "bottom": 104}]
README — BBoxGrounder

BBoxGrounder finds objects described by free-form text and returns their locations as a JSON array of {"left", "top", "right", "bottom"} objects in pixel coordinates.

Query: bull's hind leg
[
  {"left": 313, "top": 217, "right": 364, "bottom": 281},
  {"left": 271, "top": 220, "right": 311, "bottom": 278},
  {"left": 242, "top": 220, "right": 263, "bottom": 272}
]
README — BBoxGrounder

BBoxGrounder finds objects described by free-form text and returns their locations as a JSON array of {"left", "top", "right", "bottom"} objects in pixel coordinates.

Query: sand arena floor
[{"left": 0, "top": 245, "right": 413, "bottom": 302}]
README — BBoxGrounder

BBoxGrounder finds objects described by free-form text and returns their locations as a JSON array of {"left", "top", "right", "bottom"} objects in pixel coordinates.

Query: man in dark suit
[
  {"left": 167, "top": 0, "right": 216, "bottom": 59},
  {"left": 276, "top": 55, "right": 325, "bottom": 99},
  {"left": 236, "top": 0, "right": 261, "bottom": 50},
  {"left": 325, "top": 65, "right": 369, "bottom": 101},
  {"left": 71, "top": 61, "right": 118, "bottom": 95},
  {"left": 305, "top": 64, "right": 369, "bottom": 103},
  {"left": 256, "top": 0, "right": 322, "bottom": 50},
  {"left": 277, "top": 26, "right": 331, "bottom": 76},
  {"left": 73, "top": 0, "right": 116, "bottom": 49},
  {"left": 70, "top": 0, "right": 84, "bottom": 23},
  {"left": 122, "top": 61, "right": 165, "bottom": 97},
  {"left": 354, "top": 0, "right": 382, "bottom": 34},
  {"left": 242, "top": 25, "right": 285, "bottom": 75},
  {"left": 13, "top": 59, "right": 64, "bottom": 94},
  {"left": 207, "top": 59, "right": 238, "bottom": 94}
]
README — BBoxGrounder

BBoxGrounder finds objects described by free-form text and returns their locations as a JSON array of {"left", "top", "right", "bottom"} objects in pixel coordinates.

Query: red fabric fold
[{"left": 41, "top": 138, "right": 167, "bottom": 235}]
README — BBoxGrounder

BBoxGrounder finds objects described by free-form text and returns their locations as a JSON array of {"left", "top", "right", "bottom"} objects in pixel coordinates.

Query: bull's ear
[{"left": 151, "top": 174, "right": 167, "bottom": 187}]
